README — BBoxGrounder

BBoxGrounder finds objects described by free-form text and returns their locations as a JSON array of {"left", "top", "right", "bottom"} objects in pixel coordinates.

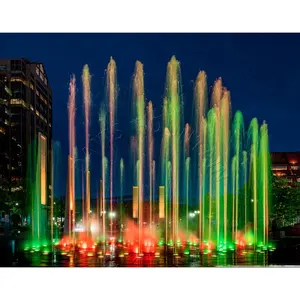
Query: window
[
  {"left": 272, "top": 165, "right": 287, "bottom": 171},
  {"left": 11, "top": 82, "right": 26, "bottom": 100},
  {"left": 10, "top": 99, "right": 27, "bottom": 109},
  {"left": 0, "top": 65, "right": 7, "bottom": 71},
  {"left": 291, "top": 166, "right": 300, "bottom": 170}
]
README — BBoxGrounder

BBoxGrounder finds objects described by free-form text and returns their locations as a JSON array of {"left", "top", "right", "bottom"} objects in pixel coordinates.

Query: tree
[
  {"left": 272, "top": 176, "right": 300, "bottom": 227},
  {"left": 0, "top": 177, "right": 26, "bottom": 218}
]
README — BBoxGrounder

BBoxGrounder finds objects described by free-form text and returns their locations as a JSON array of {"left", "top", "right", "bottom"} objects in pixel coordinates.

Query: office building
[
  {"left": 271, "top": 152, "right": 300, "bottom": 184},
  {"left": 0, "top": 58, "right": 52, "bottom": 218}
]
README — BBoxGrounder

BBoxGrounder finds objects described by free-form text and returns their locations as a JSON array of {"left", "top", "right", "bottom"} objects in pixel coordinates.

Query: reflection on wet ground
[
  {"left": 1, "top": 237, "right": 300, "bottom": 267},
  {"left": 5, "top": 248, "right": 297, "bottom": 267}
]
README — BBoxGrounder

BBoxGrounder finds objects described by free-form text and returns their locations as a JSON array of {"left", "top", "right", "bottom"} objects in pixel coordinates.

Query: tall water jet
[
  {"left": 106, "top": 57, "right": 118, "bottom": 238},
  {"left": 201, "top": 118, "right": 207, "bottom": 244},
  {"left": 52, "top": 141, "right": 62, "bottom": 243},
  {"left": 82, "top": 64, "right": 91, "bottom": 230},
  {"left": 220, "top": 90, "right": 231, "bottom": 245},
  {"left": 147, "top": 101, "right": 154, "bottom": 232},
  {"left": 211, "top": 78, "right": 222, "bottom": 245},
  {"left": 207, "top": 108, "right": 216, "bottom": 243},
  {"left": 248, "top": 118, "right": 259, "bottom": 246},
  {"left": 120, "top": 158, "right": 124, "bottom": 241},
  {"left": 258, "top": 122, "right": 271, "bottom": 247},
  {"left": 152, "top": 160, "right": 156, "bottom": 226},
  {"left": 166, "top": 56, "right": 181, "bottom": 253},
  {"left": 185, "top": 157, "right": 190, "bottom": 235},
  {"left": 81, "top": 161, "right": 85, "bottom": 229},
  {"left": 161, "top": 128, "right": 171, "bottom": 243},
  {"left": 99, "top": 104, "right": 107, "bottom": 240},
  {"left": 133, "top": 61, "right": 145, "bottom": 254},
  {"left": 194, "top": 71, "right": 207, "bottom": 243},
  {"left": 184, "top": 123, "right": 191, "bottom": 235},
  {"left": 65, "top": 75, "right": 76, "bottom": 237},
  {"left": 243, "top": 150, "right": 248, "bottom": 236},
  {"left": 29, "top": 133, "right": 48, "bottom": 248},
  {"left": 231, "top": 155, "right": 237, "bottom": 243},
  {"left": 232, "top": 111, "right": 244, "bottom": 242}
]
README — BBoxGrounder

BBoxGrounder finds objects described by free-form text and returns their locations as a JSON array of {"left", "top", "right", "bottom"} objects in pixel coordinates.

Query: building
[
  {"left": 271, "top": 152, "right": 300, "bottom": 184},
  {"left": 0, "top": 58, "right": 52, "bottom": 219}
]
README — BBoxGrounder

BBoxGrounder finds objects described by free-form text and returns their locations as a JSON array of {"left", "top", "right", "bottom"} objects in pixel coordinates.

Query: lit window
[
  {"left": 291, "top": 166, "right": 300, "bottom": 170},
  {"left": 10, "top": 99, "right": 27, "bottom": 109},
  {"left": 272, "top": 165, "right": 287, "bottom": 171}
]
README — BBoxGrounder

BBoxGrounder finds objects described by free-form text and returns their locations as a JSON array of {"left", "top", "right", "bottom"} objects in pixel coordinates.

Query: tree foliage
[
  {"left": 272, "top": 176, "right": 300, "bottom": 227},
  {"left": 0, "top": 177, "right": 26, "bottom": 216}
]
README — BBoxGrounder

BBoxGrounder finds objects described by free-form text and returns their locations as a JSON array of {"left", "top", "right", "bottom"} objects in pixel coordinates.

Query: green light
[{"left": 184, "top": 249, "right": 190, "bottom": 255}]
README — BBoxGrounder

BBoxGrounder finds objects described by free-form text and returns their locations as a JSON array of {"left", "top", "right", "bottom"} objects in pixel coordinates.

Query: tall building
[
  {"left": 0, "top": 58, "right": 52, "bottom": 219},
  {"left": 271, "top": 152, "right": 300, "bottom": 184}
]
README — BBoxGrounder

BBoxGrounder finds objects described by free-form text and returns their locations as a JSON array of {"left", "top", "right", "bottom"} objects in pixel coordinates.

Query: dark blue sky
[{"left": 1, "top": 33, "right": 299, "bottom": 197}]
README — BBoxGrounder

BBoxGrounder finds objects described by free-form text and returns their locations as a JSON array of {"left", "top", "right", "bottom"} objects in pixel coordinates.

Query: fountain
[{"left": 24, "top": 55, "right": 273, "bottom": 266}]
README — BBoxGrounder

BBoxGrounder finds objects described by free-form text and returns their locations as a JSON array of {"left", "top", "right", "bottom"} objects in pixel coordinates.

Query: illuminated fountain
[
  {"left": 25, "top": 55, "right": 273, "bottom": 263},
  {"left": 64, "top": 75, "right": 76, "bottom": 238},
  {"left": 82, "top": 64, "right": 91, "bottom": 230}
]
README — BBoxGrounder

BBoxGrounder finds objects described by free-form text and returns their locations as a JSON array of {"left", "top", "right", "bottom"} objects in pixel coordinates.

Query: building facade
[
  {"left": 271, "top": 152, "right": 300, "bottom": 184},
  {"left": 0, "top": 58, "right": 52, "bottom": 219}
]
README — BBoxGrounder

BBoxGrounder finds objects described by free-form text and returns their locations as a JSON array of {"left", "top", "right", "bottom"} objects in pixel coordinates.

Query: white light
[
  {"left": 90, "top": 224, "right": 98, "bottom": 233},
  {"left": 189, "top": 212, "right": 195, "bottom": 218},
  {"left": 251, "top": 199, "right": 254, "bottom": 202},
  {"left": 109, "top": 212, "right": 116, "bottom": 218},
  {"left": 16, "top": 203, "right": 19, "bottom": 206},
  {"left": 74, "top": 224, "right": 84, "bottom": 232}
]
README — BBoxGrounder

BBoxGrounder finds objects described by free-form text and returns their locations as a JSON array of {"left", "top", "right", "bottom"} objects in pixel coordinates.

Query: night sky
[{"left": 1, "top": 33, "right": 300, "bottom": 198}]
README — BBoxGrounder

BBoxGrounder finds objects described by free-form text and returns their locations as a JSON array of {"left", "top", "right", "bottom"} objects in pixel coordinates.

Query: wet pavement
[{"left": 3, "top": 248, "right": 299, "bottom": 267}]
